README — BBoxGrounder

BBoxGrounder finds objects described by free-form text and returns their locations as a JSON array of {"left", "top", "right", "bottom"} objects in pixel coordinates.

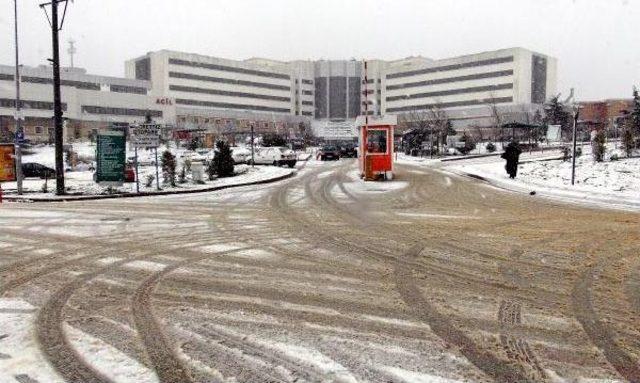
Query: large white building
[
  {"left": 0, "top": 64, "right": 169, "bottom": 142},
  {"left": 0, "top": 47, "right": 556, "bottom": 142}
]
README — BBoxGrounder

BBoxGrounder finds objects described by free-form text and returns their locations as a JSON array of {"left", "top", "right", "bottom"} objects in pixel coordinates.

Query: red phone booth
[{"left": 356, "top": 115, "right": 397, "bottom": 181}]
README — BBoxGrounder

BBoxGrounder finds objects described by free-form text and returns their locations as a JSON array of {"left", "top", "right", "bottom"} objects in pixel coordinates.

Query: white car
[
  {"left": 250, "top": 147, "right": 297, "bottom": 167},
  {"left": 231, "top": 147, "right": 251, "bottom": 164}
]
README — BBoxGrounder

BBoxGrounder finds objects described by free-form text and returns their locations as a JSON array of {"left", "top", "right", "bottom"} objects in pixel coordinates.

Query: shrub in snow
[
  {"left": 178, "top": 166, "right": 187, "bottom": 184},
  {"left": 458, "top": 133, "right": 477, "bottom": 155},
  {"left": 206, "top": 160, "right": 216, "bottom": 181},
  {"left": 592, "top": 130, "right": 606, "bottom": 162},
  {"left": 145, "top": 174, "right": 155, "bottom": 188},
  {"left": 161, "top": 150, "right": 177, "bottom": 186},
  {"left": 560, "top": 146, "right": 570, "bottom": 161},
  {"left": 610, "top": 153, "right": 619, "bottom": 161},
  {"left": 486, "top": 142, "right": 496, "bottom": 153},
  {"left": 213, "top": 140, "right": 235, "bottom": 177},
  {"left": 622, "top": 129, "right": 634, "bottom": 157}
]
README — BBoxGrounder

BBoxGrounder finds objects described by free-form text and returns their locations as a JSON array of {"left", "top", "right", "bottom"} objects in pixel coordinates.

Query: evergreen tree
[
  {"left": 213, "top": 140, "right": 235, "bottom": 177},
  {"left": 161, "top": 150, "right": 176, "bottom": 186},
  {"left": 592, "top": 130, "right": 605, "bottom": 162},
  {"left": 632, "top": 87, "right": 640, "bottom": 135},
  {"left": 622, "top": 128, "right": 634, "bottom": 157},
  {"left": 544, "top": 96, "right": 571, "bottom": 139}
]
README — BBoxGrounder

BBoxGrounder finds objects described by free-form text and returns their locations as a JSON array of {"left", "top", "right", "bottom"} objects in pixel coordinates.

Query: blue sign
[{"left": 15, "top": 131, "right": 25, "bottom": 144}]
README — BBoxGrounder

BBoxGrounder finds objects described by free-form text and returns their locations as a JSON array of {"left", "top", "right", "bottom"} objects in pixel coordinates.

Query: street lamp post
[
  {"left": 40, "top": 0, "right": 69, "bottom": 195},
  {"left": 571, "top": 105, "right": 580, "bottom": 186},
  {"left": 13, "top": 0, "right": 23, "bottom": 195}
]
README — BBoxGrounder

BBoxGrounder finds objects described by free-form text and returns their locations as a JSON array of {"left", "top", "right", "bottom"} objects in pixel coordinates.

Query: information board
[
  {"left": 0, "top": 144, "right": 16, "bottom": 182},
  {"left": 131, "top": 124, "right": 160, "bottom": 148},
  {"left": 96, "top": 130, "right": 126, "bottom": 185}
]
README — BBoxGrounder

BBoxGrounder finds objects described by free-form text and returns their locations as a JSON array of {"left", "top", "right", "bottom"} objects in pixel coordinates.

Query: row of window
[
  {"left": 175, "top": 98, "right": 291, "bottom": 113},
  {"left": 386, "top": 83, "right": 513, "bottom": 102},
  {"left": 386, "top": 96, "right": 513, "bottom": 113},
  {"left": 302, "top": 79, "right": 314, "bottom": 85},
  {"left": 0, "top": 98, "right": 67, "bottom": 111},
  {"left": 386, "top": 70, "right": 514, "bottom": 91},
  {"left": 110, "top": 84, "right": 148, "bottom": 95},
  {"left": 22, "top": 76, "right": 100, "bottom": 90},
  {"left": 302, "top": 111, "right": 313, "bottom": 116},
  {"left": 1, "top": 74, "right": 149, "bottom": 95},
  {"left": 302, "top": 90, "right": 313, "bottom": 96},
  {"left": 387, "top": 56, "right": 514, "bottom": 79},
  {"left": 169, "top": 71, "right": 290, "bottom": 92},
  {"left": 81, "top": 105, "right": 162, "bottom": 117},
  {"left": 169, "top": 58, "right": 290, "bottom": 80},
  {"left": 169, "top": 84, "right": 291, "bottom": 102},
  {"left": 301, "top": 101, "right": 313, "bottom": 106}
]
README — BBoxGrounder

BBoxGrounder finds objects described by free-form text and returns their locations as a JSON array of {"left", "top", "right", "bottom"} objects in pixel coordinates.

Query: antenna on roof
[{"left": 67, "top": 38, "right": 76, "bottom": 68}]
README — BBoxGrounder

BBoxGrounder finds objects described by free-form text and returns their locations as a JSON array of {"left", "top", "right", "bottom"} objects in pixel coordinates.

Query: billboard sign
[
  {"left": 0, "top": 144, "right": 16, "bottom": 182},
  {"left": 96, "top": 130, "right": 126, "bottom": 186},
  {"left": 131, "top": 124, "right": 160, "bottom": 148}
]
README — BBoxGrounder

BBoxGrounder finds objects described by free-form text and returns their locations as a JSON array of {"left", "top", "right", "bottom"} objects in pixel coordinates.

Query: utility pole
[
  {"left": 571, "top": 104, "right": 580, "bottom": 186},
  {"left": 13, "top": 0, "right": 23, "bottom": 195},
  {"left": 40, "top": 0, "right": 69, "bottom": 195},
  {"left": 250, "top": 124, "right": 255, "bottom": 167}
]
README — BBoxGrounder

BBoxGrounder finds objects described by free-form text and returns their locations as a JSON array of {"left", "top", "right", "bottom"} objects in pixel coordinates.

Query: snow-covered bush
[
  {"left": 486, "top": 142, "right": 496, "bottom": 153},
  {"left": 592, "top": 131, "right": 605, "bottom": 162}
]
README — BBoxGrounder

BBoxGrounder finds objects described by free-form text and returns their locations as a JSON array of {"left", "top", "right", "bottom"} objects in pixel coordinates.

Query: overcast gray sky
[{"left": 1, "top": 0, "right": 638, "bottom": 101}]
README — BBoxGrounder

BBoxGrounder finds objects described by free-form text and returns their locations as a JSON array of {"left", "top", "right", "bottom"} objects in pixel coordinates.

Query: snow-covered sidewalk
[
  {"left": 2, "top": 165, "right": 295, "bottom": 202},
  {"left": 446, "top": 152, "right": 640, "bottom": 212}
]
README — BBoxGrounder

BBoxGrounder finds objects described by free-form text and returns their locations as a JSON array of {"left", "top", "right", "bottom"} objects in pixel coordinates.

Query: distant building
[
  {"left": 578, "top": 99, "right": 633, "bottom": 132},
  {"left": 0, "top": 64, "right": 167, "bottom": 143},
  {"left": 0, "top": 47, "right": 558, "bottom": 143}
]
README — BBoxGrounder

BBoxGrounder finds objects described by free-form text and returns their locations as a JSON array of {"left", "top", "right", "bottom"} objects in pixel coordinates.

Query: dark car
[
  {"left": 318, "top": 145, "right": 340, "bottom": 161},
  {"left": 22, "top": 163, "right": 56, "bottom": 179},
  {"left": 339, "top": 143, "right": 357, "bottom": 158}
]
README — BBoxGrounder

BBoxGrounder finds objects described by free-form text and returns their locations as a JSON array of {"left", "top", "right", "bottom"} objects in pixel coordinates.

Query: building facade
[
  {"left": 0, "top": 64, "right": 168, "bottom": 143},
  {"left": 0, "top": 47, "right": 557, "bottom": 143}
]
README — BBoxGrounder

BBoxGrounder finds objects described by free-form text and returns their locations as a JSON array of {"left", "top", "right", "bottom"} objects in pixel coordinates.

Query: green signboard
[{"left": 96, "top": 130, "right": 126, "bottom": 185}]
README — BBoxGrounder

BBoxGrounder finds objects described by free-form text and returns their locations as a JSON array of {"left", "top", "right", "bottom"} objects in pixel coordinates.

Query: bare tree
[{"left": 486, "top": 93, "right": 503, "bottom": 146}]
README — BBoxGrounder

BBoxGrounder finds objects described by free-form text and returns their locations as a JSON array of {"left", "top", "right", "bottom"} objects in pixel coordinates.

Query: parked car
[
  {"left": 318, "top": 145, "right": 340, "bottom": 161},
  {"left": 339, "top": 143, "right": 357, "bottom": 158},
  {"left": 251, "top": 147, "right": 297, "bottom": 167},
  {"left": 231, "top": 147, "right": 251, "bottom": 164},
  {"left": 22, "top": 163, "right": 56, "bottom": 179}
]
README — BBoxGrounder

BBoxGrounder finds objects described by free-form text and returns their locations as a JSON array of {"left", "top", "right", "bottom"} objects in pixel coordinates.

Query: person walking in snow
[{"left": 501, "top": 141, "right": 522, "bottom": 179}]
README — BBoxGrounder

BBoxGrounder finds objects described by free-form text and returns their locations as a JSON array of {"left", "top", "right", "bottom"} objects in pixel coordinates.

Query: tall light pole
[
  {"left": 571, "top": 104, "right": 580, "bottom": 186},
  {"left": 40, "top": 0, "right": 70, "bottom": 195},
  {"left": 13, "top": 0, "right": 23, "bottom": 195}
]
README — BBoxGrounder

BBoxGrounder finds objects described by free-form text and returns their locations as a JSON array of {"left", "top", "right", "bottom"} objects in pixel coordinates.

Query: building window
[
  {"left": 386, "top": 83, "right": 513, "bottom": 102},
  {"left": 169, "top": 58, "right": 289, "bottom": 80},
  {"left": 387, "top": 56, "right": 514, "bottom": 79},
  {"left": 169, "top": 71, "right": 290, "bottom": 91},
  {"left": 386, "top": 70, "right": 514, "bottom": 91},
  {"left": 35, "top": 126, "right": 44, "bottom": 134},
  {"left": 169, "top": 84, "right": 290, "bottom": 102},
  {"left": 386, "top": 96, "right": 514, "bottom": 112},
  {"left": 110, "top": 84, "right": 148, "bottom": 95},
  {"left": 174, "top": 98, "right": 291, "bottom": 113},
  {"left": 81, "top": 105, "right": 162, "bottom": 117},
  {"left": 367, "top": 130, "right": 387, "bottom": 154}
]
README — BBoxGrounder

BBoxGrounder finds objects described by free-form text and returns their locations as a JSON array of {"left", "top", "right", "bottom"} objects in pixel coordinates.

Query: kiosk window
[{"left": 367, "top": 130, "right": 387, "bottom": 153}]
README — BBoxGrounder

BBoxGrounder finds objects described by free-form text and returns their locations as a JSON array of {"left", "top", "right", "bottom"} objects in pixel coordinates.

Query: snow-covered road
[{"left": 0, "top": 159, "right": 637, "bottom": 382}]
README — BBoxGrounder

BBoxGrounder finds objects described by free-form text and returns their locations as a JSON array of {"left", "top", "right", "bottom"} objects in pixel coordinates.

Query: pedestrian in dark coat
[{"left": 501, "top": 141, "right": 522, "bottom": 179}]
